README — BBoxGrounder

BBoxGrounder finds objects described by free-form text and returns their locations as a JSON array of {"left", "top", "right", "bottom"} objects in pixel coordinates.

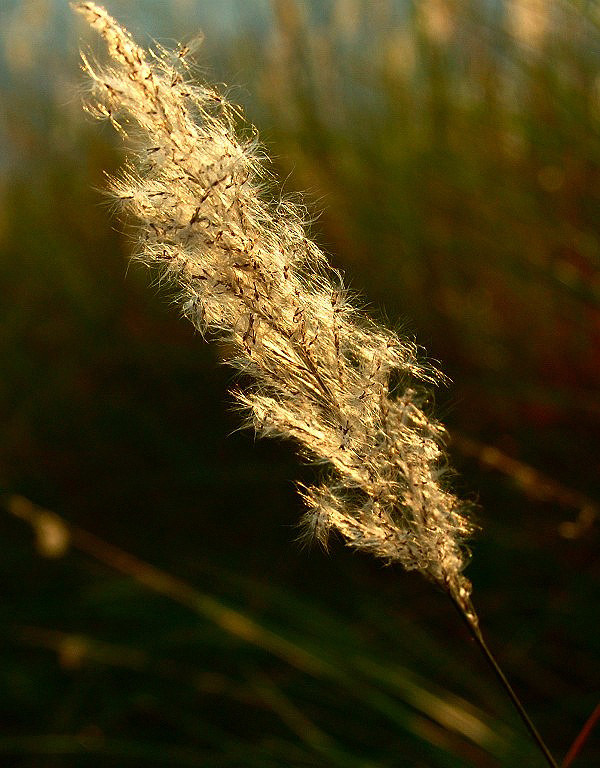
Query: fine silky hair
[{"left": 72, "top": 5, "right": 559, "bottom": 765}]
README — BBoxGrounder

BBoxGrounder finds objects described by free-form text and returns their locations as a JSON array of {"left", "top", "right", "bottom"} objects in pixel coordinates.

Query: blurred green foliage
[{"left": 0, "top": 1, "right": 598, "bottom": 766}]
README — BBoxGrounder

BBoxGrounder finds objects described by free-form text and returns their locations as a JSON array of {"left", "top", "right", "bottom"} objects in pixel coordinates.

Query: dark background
[{"left": 0, "top": 1, "right": 598, "bottom": 766}]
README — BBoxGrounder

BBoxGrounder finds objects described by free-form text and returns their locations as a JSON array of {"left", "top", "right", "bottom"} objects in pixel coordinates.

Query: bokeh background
[{"left": 1, "top": 1, "right": 599, "bottom": 766}]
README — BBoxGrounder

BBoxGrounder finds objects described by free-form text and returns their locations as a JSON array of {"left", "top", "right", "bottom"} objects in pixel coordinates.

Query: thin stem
[
  {"left": 562, "top": 702, "right": 600, "bottom": 768},
  {"left": 449, "top": 593, "right": 559, "bottom": 768}
]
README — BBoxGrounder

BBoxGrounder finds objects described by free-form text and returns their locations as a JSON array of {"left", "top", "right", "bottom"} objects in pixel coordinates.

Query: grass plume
[
  {"left": 72, "top": 4, "right": 559, "bottom": 765},
  {"left": 73, "top": 0, "right": 472, "bottom": 609}
]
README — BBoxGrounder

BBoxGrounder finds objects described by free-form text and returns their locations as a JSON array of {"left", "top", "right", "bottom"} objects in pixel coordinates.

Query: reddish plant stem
[{"left": 562, "top": 702, "right": 600, "bottom": 768}]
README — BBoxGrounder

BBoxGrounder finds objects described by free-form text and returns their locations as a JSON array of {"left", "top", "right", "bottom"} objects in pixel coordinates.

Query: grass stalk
[{"left": 449, "top": 593, "right": 559, "bottom": 768}]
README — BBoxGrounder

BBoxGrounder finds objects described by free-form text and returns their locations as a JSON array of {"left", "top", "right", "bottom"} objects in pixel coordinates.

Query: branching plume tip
[{"left": 73, "top": 1, "right": 474, "bottom": 613}]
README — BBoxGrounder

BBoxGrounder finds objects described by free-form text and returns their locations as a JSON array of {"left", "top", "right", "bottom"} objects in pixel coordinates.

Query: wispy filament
[{"left": 73, "top": 1, "right": 474, "bottom": 615}]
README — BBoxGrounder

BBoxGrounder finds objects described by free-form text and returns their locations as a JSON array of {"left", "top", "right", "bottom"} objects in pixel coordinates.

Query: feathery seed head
[{"left": 73, "top": 2, "right": 474, "bottom": 613}]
